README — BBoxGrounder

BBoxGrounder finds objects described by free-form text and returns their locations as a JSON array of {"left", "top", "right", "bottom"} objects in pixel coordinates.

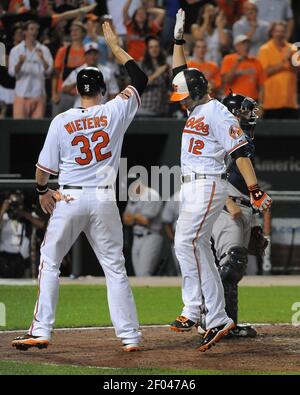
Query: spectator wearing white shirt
[
  {"left": 8, "top": 20, "right": 53, "bottom": 119},
  {"left": 107, "top": 0, "right": 141, "bottom": 38},
  {"left": 233, "top": 1, "right": 269, "bottom": 56},
  {"left": 62, "top": 42, "right": 119, "bottom": 108},
  {"left": 255, "top": 0, "right": 294, "bottom": 40}
]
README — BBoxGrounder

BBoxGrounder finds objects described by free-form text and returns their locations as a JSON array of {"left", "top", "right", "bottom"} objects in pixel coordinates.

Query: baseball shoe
[
  {"left": 12, "top": 334, "right": 49, "bottom": 351},
  {"left": 198, "top": 321, "right": 236, "bottom": 352},
  {"left": 170, "top": 316, "right": 197, "bottom": 332},
  {"left": 122, "top": 343, "right": 141, "bottom": 352},
  {"left": 226, "top": 324, "right": 257, "bottom": 339}
]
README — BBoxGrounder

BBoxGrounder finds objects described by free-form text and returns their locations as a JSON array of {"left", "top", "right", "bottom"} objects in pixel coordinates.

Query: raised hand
[
  {"left": 102, "top": 21, "right": 119, "bottom": 50},
  {"left": 174, "top": 8, "right": 185, "bottom": 40}
]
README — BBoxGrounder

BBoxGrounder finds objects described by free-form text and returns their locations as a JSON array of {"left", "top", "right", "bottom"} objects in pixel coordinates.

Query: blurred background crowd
[{"left": 0, "top": 0, "right": 300, "bottom": 119}]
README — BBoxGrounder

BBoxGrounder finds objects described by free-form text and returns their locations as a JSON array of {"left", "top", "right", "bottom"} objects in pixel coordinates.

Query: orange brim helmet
[{"left": 170, "top": 68, "right": 208, "bottom": 102}]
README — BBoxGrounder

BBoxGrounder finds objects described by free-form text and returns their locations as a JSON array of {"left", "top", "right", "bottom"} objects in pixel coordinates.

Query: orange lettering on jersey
[
  {"left": 184, "top": 116, "right": 209, "bottom": 136},
  {"left": 82, "top": 118, "right": 87, "bottom": 129},
  {"left": 75, "top": 119, "right": 83, "bottom": 131},
  {"left": 70, "top": 121, "right": 77, "bottom": 132},
  {"left": 101, "top": 116, "right": 107, "bottom": 127},
  {"left": 64, "top": 122, "right": 75, "bottom": 134},
  {"left": 94, "top": 117, "right": 101, "bottom": 128},
  {"left": 94, "top": 116, "right": 107, "bottom": 128},
  {"left": 64, "top": 116, "right": 108, "bottom": 134},
  {"left": 87, "top": 118, "right": 94, "bottom": 129}
]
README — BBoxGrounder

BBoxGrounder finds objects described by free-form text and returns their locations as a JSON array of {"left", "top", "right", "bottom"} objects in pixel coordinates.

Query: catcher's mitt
[{"left": 247, "top": 226, "right": 269, "bottom": 256}]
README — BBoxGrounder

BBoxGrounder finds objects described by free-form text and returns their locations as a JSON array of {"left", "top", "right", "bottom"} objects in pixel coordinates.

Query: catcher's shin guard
[
  {"left": 223, "top": 282, "right": 238, "bottom": 323},
  {"left": 219, "top": 246, "right": 248, "bottom": 323}
]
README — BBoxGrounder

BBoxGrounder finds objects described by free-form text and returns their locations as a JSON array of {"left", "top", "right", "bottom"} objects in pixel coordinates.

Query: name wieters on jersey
[{"left": 36, "top": 86, "right": 140, "bottom": 186}]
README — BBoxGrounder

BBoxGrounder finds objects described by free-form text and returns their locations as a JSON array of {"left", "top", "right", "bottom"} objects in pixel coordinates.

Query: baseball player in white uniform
[
  {"left": 123, "top": 180, "right": 163, "bottom": 276},
  {"left": 169, "top": 9, "right": 272, "bottom": 352},
  {"left": 12, "top": 23, "right": 148, "bottom": 352}
]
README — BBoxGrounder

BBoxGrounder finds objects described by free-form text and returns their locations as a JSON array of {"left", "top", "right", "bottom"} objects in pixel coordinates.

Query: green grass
[
  {"left": 0, "top": 285, "right": 298, "bottom": 331},
  {"left": 0, "top": 360, "right": 299, "bottom": 375},
  {"left": 0, "top": 285, "right": 299, "bottom": 376}
]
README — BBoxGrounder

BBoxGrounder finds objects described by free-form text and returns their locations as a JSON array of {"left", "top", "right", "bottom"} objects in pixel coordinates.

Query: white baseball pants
[
  {"left": 174, "top": 177, "right": 233, "bottom": 329},
  {"left": 28, "top": 187, "right": 141, "bottom": 345}
]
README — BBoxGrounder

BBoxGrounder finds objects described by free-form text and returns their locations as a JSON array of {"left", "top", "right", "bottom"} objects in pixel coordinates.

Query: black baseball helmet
[
  {"left": 170, "top": 68, "right": 208, "bottom": 102},
  {"left": 76, "top": 67, "right": 106, "bottom": 97},
  {"left": 222, "top": 91, "right": 259, "bottom": 139}
]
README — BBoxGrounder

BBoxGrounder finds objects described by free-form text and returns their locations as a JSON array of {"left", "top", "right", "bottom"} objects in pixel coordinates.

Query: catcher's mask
[{"left": 222, "top": 91, "right": 259, "bottom": 139}]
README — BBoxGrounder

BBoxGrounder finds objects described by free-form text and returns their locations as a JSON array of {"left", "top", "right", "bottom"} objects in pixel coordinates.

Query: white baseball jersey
[
  {"left": 181, "top": 99, "right": 248, "bottom": 175},
  {"left": 36, "top": 85, "right": 141, "bottom": 186}
]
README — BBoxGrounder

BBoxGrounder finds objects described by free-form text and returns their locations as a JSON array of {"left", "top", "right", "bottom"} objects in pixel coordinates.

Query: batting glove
[
  {"left": 248, "top": 184, "right": 272, "bottom": 212},
  {"left": 174, "top": 8, "right": 185, "bottom": 40},
  {"left": 53, "top": 191, "right": 74, "bottom": 203}
]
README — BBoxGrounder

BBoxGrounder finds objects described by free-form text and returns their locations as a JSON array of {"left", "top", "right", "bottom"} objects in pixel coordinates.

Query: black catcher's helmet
[
  {"left": 170, "top": 68, "right": 208, "bottom": 102},
  {"left": 222, "top": 91, "right": 259, "bottom": 138},
  {"left": 76, "top": 67, "right": 106, "bottom": 97}
]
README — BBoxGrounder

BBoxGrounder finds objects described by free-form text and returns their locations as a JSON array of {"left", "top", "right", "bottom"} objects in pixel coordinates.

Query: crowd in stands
[{"left": 0, "top": 0, "right": 299, "bottom": 119}]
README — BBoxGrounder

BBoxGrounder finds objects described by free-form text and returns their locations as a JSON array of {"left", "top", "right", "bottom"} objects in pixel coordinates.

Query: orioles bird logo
[{"left": 229, "top": 125, "right": 244, "bottom": 140}]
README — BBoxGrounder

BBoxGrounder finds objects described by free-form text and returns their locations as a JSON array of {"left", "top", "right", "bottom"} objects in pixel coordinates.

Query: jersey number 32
[{"left": 71, "top": 130, "right": 112, "bottom": 166}]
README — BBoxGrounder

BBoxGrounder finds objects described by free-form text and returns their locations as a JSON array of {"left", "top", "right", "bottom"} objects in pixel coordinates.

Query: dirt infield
[{"left": 1, "top": 325, "right": 300, "bottom": 373}]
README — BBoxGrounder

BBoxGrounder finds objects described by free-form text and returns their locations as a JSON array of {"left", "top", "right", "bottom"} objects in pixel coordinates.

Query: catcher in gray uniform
[
  {"left": 123, "top": 180, "right": 163, "bottom": 276},
  {"left": 211, "top": 92, "right": 268, "bottom": 338},
  {"left": 162, "top": 191, "right": 181, "bottom": 275}
]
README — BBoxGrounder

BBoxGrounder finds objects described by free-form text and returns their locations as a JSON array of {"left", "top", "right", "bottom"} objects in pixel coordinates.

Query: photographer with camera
[{"left": 0, "top": 190, "right": 45, "bottom": 278}]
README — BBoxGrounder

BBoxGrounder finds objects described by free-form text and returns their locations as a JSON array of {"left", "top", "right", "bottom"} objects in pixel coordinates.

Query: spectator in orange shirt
[
  {"left": 187, "top": 39, "right": 221, "bottom": 97},
  {"left": 221, "top": 35, "right": 264, "bottom": 102},
  {"left": 258, "top": 21, "right": 299, "bottom": 119},
  {"left": 52, "top": 21, "right": 86, "bottom": 116},
  {"left": 123, "top": 0, "right": 165, "bottom": 61}
]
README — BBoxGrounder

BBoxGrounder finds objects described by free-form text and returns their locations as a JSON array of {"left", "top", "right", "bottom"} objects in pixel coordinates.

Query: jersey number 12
[
  {"left": 188, "top": 138, "right": 205, "bottom": 155},
  {"left": 71, "top": 130, "right": 112, "bottom": 165}
]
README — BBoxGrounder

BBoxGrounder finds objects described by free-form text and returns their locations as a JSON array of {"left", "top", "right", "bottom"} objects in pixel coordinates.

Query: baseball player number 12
[{"left": 188, "top": 138, "right": 205, "bottom": 155}]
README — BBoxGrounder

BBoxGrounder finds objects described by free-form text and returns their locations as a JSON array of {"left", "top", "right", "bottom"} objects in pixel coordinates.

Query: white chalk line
[
  {"left": 0, "top": 323, "right": 295, "bottom": 335},
  {"left": 0, "top": 359, "right": 120, "bottom": 371}
]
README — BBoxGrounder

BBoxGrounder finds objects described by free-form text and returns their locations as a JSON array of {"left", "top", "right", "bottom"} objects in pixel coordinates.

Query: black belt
[
  {"left": 62, "top": 185, "right": 112, "bottom": 190},
  {"left": 134, "top": 231, "right": 152, "bottom": 238},
  {"left": 228, "top": 196, "right": 252, "bottom": 208},
  {"left": 181, "top": 173, "right": 227, "bottom": 183}
]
